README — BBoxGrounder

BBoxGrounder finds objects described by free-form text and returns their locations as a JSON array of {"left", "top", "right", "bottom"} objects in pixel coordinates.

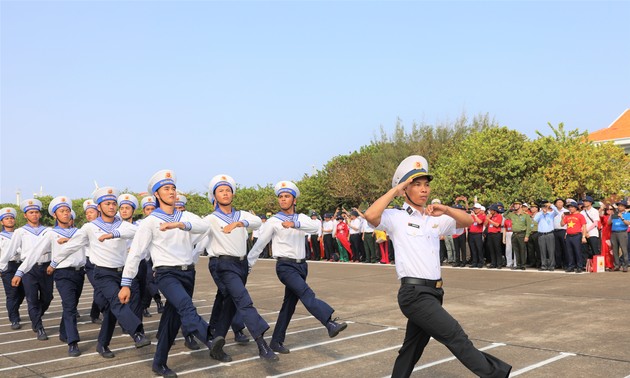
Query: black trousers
[
  {"left": 1, "top": 261, "right": 25, "bottom": 324},
  {"left": 392, "top": 283, "right": 511, "bottom": 378},
  {"left": 84, "top": 258, "right": 102, "bottom": 320},
  {"left": 22, "top": 263, "right": 54, "bottom": 331},
  {"left": 468, "top": 233, "right": 484, "bottom": 266},
  {"left": 553, "top": 229, "right": 567, "bottom": 268},
  {"left": 310, "top": 234, "right": 321, "bottom": 260},
  {"left": 349, "top": 234, "right": 363, "bottom": 262},
  {"left": 486, "top": 233, "right": 503, "bottom": 268},
  {"left": 323, "top": 234, "right": 335, "bottom": 260}
]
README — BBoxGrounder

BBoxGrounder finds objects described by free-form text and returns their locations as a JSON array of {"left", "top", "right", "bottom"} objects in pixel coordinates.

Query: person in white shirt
[
  {"left": 201, "top": 174, "right": 275, "bottom": 362},
  {"left": 58, "top": 187, "right": 149, "bottom": 359},
  {"left": 356, "top": 208, "right": 378, "bottom": 263},
  {"left": 82, "top": 199, "right": 103, "bottom": 324},
  {"left": 364, "top": 155, "right": 511, "bottom": 378},
  {"left": 1, "top": 199, "right": 53, "bottom": 341},
  {"left": 26, "top": 196, "right": 85, "bottom": 356},
  {"left": 118, "top": 170, "right": 212, "bottom": 377},
  {"left": 248, "top": 181, "right": 348, "bottom": 355},
  {"left": 321, "top": 213, "right": 335, "bottom": 261},
  {"left": 0, "top": 207, "right": 25, "bottom": 331},
  {"left": 552, "top": 198, "right": 568, "bottom": 269},
  {"left": 581, "top": 196, "right": 601, "bottom": 261},
  {"left": 308, "top": 212, "right": 323, "bottom": 260}
]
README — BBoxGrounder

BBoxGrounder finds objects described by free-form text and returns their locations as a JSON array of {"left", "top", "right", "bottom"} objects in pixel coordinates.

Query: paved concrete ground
[{"left": 1, "top": 257, "right": 629, "bottom": 377}]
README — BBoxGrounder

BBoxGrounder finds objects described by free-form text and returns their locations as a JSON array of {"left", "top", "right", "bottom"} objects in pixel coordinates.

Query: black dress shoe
[
  {"left": 68, "top": 342, "right": 81, "bottom": 357},
  {"left": 184, "top": 335, "right": 200, "bottom": 350},
  {"left": 10, "top": 321, "right": 21, "bottom": 330},
  {"left": 91, "top": 317, "right": 102, "bottom": 324},
  {"left": 143, "top": 309, "right": 152, "bottom": 318},
  {"left": 208, "top": 336, "right": 232, "bottom": 362},
  {"left": 156, "top": 300, "right": 165, "bottom": 314},
  {"left": 96, "top": 343, "right": 115, "bottom": 358},
  {"left": 234, "top": 329, "right": 250, "bottom": 345},
  {"left": 326, "top": 318, "right": 347, "bottom": 338},
  {"left": 37, "top": 328, "right": 48, "bottom": 341},
  {"left": 256, "top": 337, "right": 279, "bottom": 361},
  {"left": 152, "top": 364, "right": 177, "bottom": 378},
  {"left": 270, "top": 340, "right": 290, "bottom": 354},
  {"left": 133, "top": 332, "right": 151, "bottom": 348}
]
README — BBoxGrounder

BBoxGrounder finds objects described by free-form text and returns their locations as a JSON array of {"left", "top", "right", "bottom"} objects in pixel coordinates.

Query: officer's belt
[
  {"left": 217, "top": 255, "right": 246, "bottom": 262},
  {"left": 57, "top": 266, "right": 85, "bottom": 271},
  {"left": 95, "top": 265, "right": 124, "bottom": 272},
  {"left": 401, "top": 277, "right": 443, "bottom": 289},
  {"left": 155, "top": 264, "right": 195, "bottom": 271},
  {"left": 276, "top": 257, "right": 306, "bottom": 264}
]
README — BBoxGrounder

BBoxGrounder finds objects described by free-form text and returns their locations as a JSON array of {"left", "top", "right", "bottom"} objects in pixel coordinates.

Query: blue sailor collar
[
  {"left": 52, "top": 226, "right": 78, "bottom": 238},
  {"left": 0, "top": 230, "right": 13, "bottom": 239},
  {"left": 274, "top": 211, "right": 299, "bottom": 223},
  {"left": 150, "top": 207, "right": 183, "bottom": 223},
  {"left": 22, "top": 224, "right": 47, "bottom": 236},
  {"left": 92, "top": 216, "right": 123, "bottom": 234},
  {"left": 212, "top": 207, "right": 241, "bottom": 225}
]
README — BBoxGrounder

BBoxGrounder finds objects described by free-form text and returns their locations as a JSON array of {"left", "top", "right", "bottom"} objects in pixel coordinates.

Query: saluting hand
[
  {"left": 394, "top": 177, "right": 413, "bottom": 197},
  {"left": 57, "top": 237, "right": 69, "bottom": 245},
  {"left": 281, "top": 221, "right": 295, "bottom": 229},
  {"left": 118, "top": 286, "right": 131, "bottom": 304}
]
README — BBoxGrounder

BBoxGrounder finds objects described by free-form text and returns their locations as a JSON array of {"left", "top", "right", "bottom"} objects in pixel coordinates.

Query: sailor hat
[
  {"left": 148, "top": 169, "right": 176, "bottom": 194},
  {"left": 141, "top": 196, "right": 156, "bottom": 209},
  {"left": 175, "top": 194, "right": 187, "bottom": 208},
  {"left": 48, "top": 196, "right": 72, "bottom": 216},
  {"left": 83, "top": 199, "right": 97, "bottom": 211},
  {"left": 208, "top": 174, "right": 236, "bottom": 201},
  {"left": 0, "top": 207, "right": 17, "bottom": 220},
  {"left": 274, "top": 181, "right": 300, "bottom": 198},
  {"left": 117, "top": 193, "right": 139, "bottom": 209},
  {"left": 93, "top": 187, "right": 119, "bottom": 205},
  {"left": 21, "top": 199, "right": 42, "bottom": 213}
]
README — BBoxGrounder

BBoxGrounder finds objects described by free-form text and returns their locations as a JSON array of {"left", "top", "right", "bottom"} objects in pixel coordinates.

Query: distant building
[{"left": 589, "top": 109, "right": 630, "bottom": 154}]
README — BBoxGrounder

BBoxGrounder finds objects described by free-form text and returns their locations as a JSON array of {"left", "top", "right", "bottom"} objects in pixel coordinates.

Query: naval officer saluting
[{"left": 364, "top": 156, "right": 512, "bottom": 378}]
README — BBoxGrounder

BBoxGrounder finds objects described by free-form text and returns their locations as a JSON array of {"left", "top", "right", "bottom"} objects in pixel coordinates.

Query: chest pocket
[{"left": 405, "top": 222, "right": 439, "bottom": 239}]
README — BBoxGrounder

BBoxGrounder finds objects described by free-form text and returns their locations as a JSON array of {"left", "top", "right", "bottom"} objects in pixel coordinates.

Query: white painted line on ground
[
  {"left": 509, "top": 352, "right": 576, "bottom": 376},
  {"left": 49, "top": 319, "right": 341, "bottom": 377},
  {"left": 179, "top": 327, "right": 398, "bottom": 376},
  {"left": 381, "top": 342, "right": 506, "bottom": 378},
  {"left": 268, "top": 344, "right": 401, "bottom": 377}
]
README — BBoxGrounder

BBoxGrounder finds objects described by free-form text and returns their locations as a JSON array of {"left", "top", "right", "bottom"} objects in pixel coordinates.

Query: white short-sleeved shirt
[
  {"left": 581, "top": 208, "right": 600, "bottom": 237},
  {"left": 376, "top": 203, "right": 455, "bottom": 280}
]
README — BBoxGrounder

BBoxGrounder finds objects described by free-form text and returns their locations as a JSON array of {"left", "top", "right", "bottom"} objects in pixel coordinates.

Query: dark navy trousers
[
  {"left": 54, "top": 267, "right": 85, "bottom": 344},
  {"left": 208, "top": 257, "right": 246, "bottom": 335},
  {"left": 1, "top": 261, "right": 25, "bottom": 324},
  {"left": 565, "top": 233, "right": 584, "bottom": 270},
  {"left": 142, "top": 258, "right": 162, "bottom": 310},
  {"left": 93, "top": 267, "right": 142, "bottom": 347},
  {"left": 154, "top": 268, "right": 210, "bottom": 366},
  {"left": 213, "top": 258, "right": 268, "bottom": 340},
  {"left": 84, "top": 258, "right": 102, "bottom": 320},
  {"left": 272, "top": 260, "right": 333, "bottom": 344},
  {"left": 22, "top": 262, "right": 54, "bottom": 331}
]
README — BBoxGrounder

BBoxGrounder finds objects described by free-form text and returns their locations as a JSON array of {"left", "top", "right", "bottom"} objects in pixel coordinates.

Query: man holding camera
[{"left": 609, "top": 200, "right": 630, "bottom": 272}]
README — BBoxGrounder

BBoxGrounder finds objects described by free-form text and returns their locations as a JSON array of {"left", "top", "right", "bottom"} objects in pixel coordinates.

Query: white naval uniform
[
  {"left": 58, "top": 217, "right": 137, "bottom": 268},
  {"left": 203, "top": 209, "right": 261, "bottom": 258},
  {"left": 375, "top": 203, "right": 455, "bottom": 280},
  {"left": 0, "top": 225, "right": 50, "bottom": 272},
  {"left": 122, "top": 209, "right": 208, "bottom": 284},
  {"left": 248, "top": 213, "right": 321, "bottom": 267},
  {"left": 24, "top": 226, "right": 85, "bottom": 274},
  {"left": 0, "top": 230, "right": 20, "bottom": 264}
]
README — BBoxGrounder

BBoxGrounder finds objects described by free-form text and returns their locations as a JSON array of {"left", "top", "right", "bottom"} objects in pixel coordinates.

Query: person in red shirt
[
  {"left": 561, "top": 200, "right": 587, "bottom": 273},
  {"left": 599, "top": 205, "right": 615, "bottom": 271},
  {"left": 484, "top": 204, "right": 503, "bottom": 269},
  {"left": 334, "top": 216, "right": 352, "bottom": 262},
  {"left": 468, "top": 203, "right": 486, "bottom": 268}
]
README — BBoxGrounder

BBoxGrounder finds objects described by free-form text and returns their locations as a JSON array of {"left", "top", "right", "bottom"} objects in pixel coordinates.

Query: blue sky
[{"left": 1, "top": 1, "right": 629, "bottom": 204}]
